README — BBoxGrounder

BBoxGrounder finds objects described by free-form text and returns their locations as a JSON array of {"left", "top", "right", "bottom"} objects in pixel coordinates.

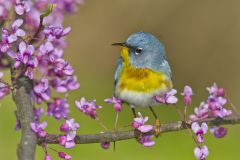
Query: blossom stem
[
  {"left": 114, "top": 112, "right": 119, "bottom": 129},
  {"left": 29, "top": 5, "right": 54, "bottom": 44},
  {"left": 174, "top": 105, "right": 184, "bottom": 120},
  {"left": 174, "top": 105, "right": 199, "bottom": 146},
  {"left": 227, "top": 97, "right": 240, "bottom": 116},
  {"left": 96, "top": 117, "right": 108, "bottom": 131},
  {"left": 47, "top": 146, "right": 58, "bottom": 153},
  {"left": 184, "top": 105, "right": 188, "bottom": 122}
]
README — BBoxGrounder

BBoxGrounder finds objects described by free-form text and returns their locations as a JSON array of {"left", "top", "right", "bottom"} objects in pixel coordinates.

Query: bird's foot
[{"left": 154, "top": 119, "right": 161, "bottom": 137}]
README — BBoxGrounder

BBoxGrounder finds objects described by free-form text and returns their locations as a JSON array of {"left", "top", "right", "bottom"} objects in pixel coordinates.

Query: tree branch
[
  {"left": 38, "top": 115, "right": 240, "bottom": 145},
  {"left": 12, "top": 76, "right": 36, "bottom": 160}
]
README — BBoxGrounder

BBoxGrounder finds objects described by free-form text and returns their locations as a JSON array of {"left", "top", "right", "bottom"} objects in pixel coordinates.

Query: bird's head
[{"left": 112, "top": 32, "right": 166, "bottom": 70}]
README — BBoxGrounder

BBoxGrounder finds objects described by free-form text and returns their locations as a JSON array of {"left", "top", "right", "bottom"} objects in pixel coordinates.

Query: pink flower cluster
[
  {"left": 59, "top": 119, "right": 80, "bottom": 149},
  {"left": 190, "top": 83, "right": 231, "bottom": 121},
  {"left": 75, "top": 97, "right": 102, "bottom": 119},
  {"left": 0, "top": 72, "right": 10, "bottom": 99},
  {"left": 0, "top": 0, "right": 83, "bottom": 159},
  {"left": 186, "top": 83, "right": 232, "bottom": 160},
  {"left": 132, "top": 112, "right": 155, "bottom": 147}
]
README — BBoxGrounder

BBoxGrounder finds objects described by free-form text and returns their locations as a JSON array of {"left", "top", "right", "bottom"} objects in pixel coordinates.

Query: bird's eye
[{"left": 135, "top": 48, "right": 143, "bottom": 55}]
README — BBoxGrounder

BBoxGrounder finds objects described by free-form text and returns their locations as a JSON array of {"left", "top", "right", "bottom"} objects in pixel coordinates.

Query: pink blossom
[
  {"left": 47, "top": 98, "right": 69, "bottom": 120},
  {"left": 194, "top": 145, "right": 209, "bottom": 160},
  {"left": 0, "top": 72, "right": 10, "bottom": 99},
  {"left": 8, "top": 41, "right": 37, "bottom": 70},
  {"left": 51, "top": 76, "right": 80, "bottom": 93},
  {"left": 33, "top": 107, "right": 44, "bottom": 122},
  {"left": 104, "top": 96, "right": 123, "bottom": 112},
  {"left": 132, "top": 112, "right": 155, "bottom": 147},
  {"left": 189, "top": 102, "right": 209, "bottom": 121},
  {"left": 139, "top": 135, "right": 155, "bottom": 147},
  {"left": 75, "top": 97, "right": 102, "bottom": 119},
  {"left": 44, "top": 154, "right": 52, "bottom": 160},
  {"left": 58, "top": 152, "right": 72, "bottom": 160},
  {"left": 101, "top": 142, "right": 110, "bottom": 149},
  {"left": 210, "top": 126, "right": 227, "bottom": 138},
  {"left": 30, "top": 121, "right": 48, "bottom": 137},
  {"left": 181, "top": 85, "right": 193, "bottom": 106},
  {"left": 0, "top": 19, "right": 25, "bottom": 53},
  {"left": 207, "top": 82, "right": 225, "bottom": 97},
  {"left": 132, "top": 112, "right": 153, "bottom": 133},
  {"left": 15, "top": 0, "right": 30, "bottom": 15},
  {"left": 44, "top": 26, "right": 71, "bottom": 41},
  {"left": 155, "top": 89, "right": 178, "bottom": 104},
  {"left": 59, "top": 119, "right": 80, "bottom": 148},
  {"left": 191, "top": 122, "right": 208, "bottom": 143},
  {"left": 33, "top": 78, "right": 51, "bottom": 104}
]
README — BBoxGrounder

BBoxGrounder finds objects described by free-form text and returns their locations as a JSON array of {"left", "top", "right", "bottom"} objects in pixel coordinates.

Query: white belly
[{"left": 115, "top": 88, "right": 167, "bottom": 108}]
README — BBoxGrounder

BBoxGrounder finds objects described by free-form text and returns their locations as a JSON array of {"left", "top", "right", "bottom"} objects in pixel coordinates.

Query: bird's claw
[{"left": 154, "top": 119, "right": 161, "bottom": 137}]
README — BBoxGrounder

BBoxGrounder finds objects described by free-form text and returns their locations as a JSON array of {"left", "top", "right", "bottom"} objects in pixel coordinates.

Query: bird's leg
[
  {"left": 131, "top": 107, "right": 137, "bottom": 118},
  {"left": 149, "top": 106, "right": 161, "bottom": 137}
]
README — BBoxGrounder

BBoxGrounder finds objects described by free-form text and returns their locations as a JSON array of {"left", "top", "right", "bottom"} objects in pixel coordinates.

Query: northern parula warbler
[{"left": 112, "top": 32, "right": 173, "bottom": 136}]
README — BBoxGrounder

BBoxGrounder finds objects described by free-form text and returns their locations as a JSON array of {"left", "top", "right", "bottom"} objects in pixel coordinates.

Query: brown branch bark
[
  {"left": 12, "top": 76, "right": 36, "bottom": 160},
  {"left": 38, "top": 115, "right": 240, "bottom": 145}
]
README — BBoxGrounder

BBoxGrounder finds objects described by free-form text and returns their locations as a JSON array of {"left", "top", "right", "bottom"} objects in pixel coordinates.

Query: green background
[{"left": 1, "top": 0, "right": 240, "bottom": 159}]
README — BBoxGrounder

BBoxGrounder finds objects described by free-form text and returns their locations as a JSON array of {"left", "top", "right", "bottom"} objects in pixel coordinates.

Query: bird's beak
[{"left": 112, "top": 42, "right": 128, "bottom": 47}]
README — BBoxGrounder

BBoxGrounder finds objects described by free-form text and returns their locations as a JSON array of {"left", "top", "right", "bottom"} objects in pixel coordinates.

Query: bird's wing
[
  {"left": 114, "top": 57, "right": 123, "bottom": 86},
  {"left": 160, "top": 59, "right": 172, "bottom": 79}
]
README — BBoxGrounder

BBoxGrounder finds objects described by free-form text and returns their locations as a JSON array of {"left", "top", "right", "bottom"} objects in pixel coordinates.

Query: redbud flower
[
  {"left": 0, "top": 72, "right": 10, "bottom": 99},
  {"left": 52, "top": 58, "right": 74, "bottom": 77},
  {"left": 39, "top": 41, "right": 54, "bottom": 56},
  {"left": 33, "top": 78, "right": 51, "bottom": 104},
  {"left": 44, "top": 26, "right": 71, "bottom": 41},
  {"left": 30, "top": 121, "right": 48, "bottom": 137},
  {"left": 33, "top": 107, "right": 44, "bottom": 122},
  {"left": 75, "top": 97, "right": 102, "bottom": 119},
  {"left": 132, "top": 112, "right": 153, "bottom": 133},
  {"left": 47, "top": 98, "right": 69, "bottom": 120},
  {"left": 59, "top": 135, "right": 76, "bottom": 149},
  {"left": 44, "top": 154, "right": 52, "bottom": 160},
  {"left": 207, "top": 83, "right": 225, "bottom": 97},
  {"left": 0, "top": 19, "right": 25, "bottom": 52},
  {"left": 210, "top": 126, "right": 227, "bottom": 138},
  {"left": 189, "top": 102, "right": 209, "bottom": 121},
  {"left": 51, "top": 76, "right": 80, "bottom": 93},
  {"left": 191, "top": 122, "right": 208, "bottom": 143},
  {"left": 59, "top": 119, "right": 80, "bottom": 148},
  {"left": 139, "top": 135, "right": 155, "bottom": 147},
  {"left": 60, "top": 119, "right": 80, "bottom": 132},
  {"left": 181, "top": 85, "right": 193, "bottom": 106},
  {"left": 8, "top": 41, "right": 36, "bottom": 69},
  {"left": 101, "top": 142, "right": 110, "bottom": 149},
  {"left": 155, "top": 89, "right": 178, "bottom": 104},
  {"left": 104, "top": 96, "right": 123, "bottom": 112},
  {"left": 132, "top": 112, "right": 155, "bottom": 147},
  {"left": 58, "top": 152, "right": 72, "bottom": 160},
  {"left": 15, "top": 0, "right": 30, "bottom": 15},
  {"left": 0, "top": 4, "right": 9, "bottom": 20},
  {"left": 194, "top": 145, "right": 209, "bottom": 160},
  {"left": 54, "top": 0, "right": 84, "bottom": 13}
]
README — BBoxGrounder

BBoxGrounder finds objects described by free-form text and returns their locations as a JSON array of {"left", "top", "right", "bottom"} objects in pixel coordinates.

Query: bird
[{"left": 112, "top": 32, "right": 173, "bottom": 136}]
